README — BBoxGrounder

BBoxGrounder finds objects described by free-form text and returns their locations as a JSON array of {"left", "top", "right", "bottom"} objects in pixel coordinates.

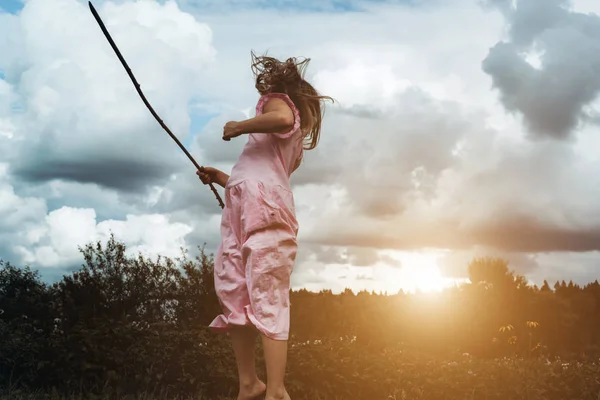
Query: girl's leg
[
  {"left": 235, "top": 182, "right": 298, "bottom": 400},
  {"left": 212, "top": 185, "right": 267, "bottom": 399},
  {"left": 261, "top": 335, "right": 291, "bottom": 400},
  {"left": 229, "top": 325, "right": 266, "bottom": 400}
]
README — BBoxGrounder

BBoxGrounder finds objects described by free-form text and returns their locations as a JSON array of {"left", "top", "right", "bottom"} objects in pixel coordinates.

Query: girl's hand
[
  {"left": 197, "top": 166, "right": 219, "bottom": 184},
  {"left": 222, "top": 121, "right": 242, "bottom": 141},
  {"left": 196, "top": 166, "right": 229, "bottom": 188}
]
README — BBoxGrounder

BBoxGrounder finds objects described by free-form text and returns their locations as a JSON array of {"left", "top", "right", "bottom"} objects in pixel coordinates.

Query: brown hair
[{"left": 251, "top": 51, "right": 334, "bottom": 150}]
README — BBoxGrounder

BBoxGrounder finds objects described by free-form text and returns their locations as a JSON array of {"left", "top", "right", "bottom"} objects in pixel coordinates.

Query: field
[
  {"left": 2, "top": 239, "right": 600, "bottom": 400},
  {"left": 2, "top": 342, "right": 600, "bottom": 400}
]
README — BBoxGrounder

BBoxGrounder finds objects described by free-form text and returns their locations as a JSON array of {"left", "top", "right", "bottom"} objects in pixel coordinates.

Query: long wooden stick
[{"left": 88, "top": 1, "right": 224, "bottom": 209}]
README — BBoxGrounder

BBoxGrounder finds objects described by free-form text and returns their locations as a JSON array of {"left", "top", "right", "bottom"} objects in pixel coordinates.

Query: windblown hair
[{"left": 251, "top": 51, "right": 334, "bottom": 150}]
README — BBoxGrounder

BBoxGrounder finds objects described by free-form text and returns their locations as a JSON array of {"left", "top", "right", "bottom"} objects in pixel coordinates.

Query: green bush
[{"left": 1, "top": 237, "right": 600, "bottom": 399}]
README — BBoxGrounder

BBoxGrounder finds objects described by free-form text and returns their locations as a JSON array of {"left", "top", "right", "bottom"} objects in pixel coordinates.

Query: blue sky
[
  {"left": 185, "top": 111, "right": 219, "bottom": 147},
  {"left": 0, "top": 0, "right": 374, "bottom": 15},
  {"left": 178, "top": 0, "right": 387, "bottom": 13},
  {"left": 0, "top": 0, "right": 22, "bottom": 14},
  {"left": 0, "top": 0, "right": 413, "bottom": 15}
]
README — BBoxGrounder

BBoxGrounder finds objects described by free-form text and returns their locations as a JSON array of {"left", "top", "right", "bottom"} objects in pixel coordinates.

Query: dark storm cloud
[
  {"left": 482, "top": 0, "right": 600, "bottom": 139},
  {"left": 307, "top": 214, "right": 600, "bottom": 254},
  {"left": 11, "top": 156, "right": 176, "bottom": 192},
  {"left": 466, "top": 212, "right": 600, "bottom": 253},
  {"left": 9, "top": 120, "right": 186, "bottom": 192}
]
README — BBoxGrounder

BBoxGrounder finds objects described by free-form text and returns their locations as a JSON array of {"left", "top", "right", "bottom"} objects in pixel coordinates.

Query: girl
[{"left": 197, "top": 53, "right": 332, "bottom": 400}]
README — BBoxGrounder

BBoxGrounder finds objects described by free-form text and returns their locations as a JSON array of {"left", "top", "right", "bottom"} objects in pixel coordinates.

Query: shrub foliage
[{"left": 1, "top": 236, "right": 600, "bottom": 399}]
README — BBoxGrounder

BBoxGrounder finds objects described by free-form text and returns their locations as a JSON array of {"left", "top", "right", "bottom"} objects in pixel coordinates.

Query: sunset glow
[
  {"left": 395, "top": 252, "right": 455, "bottom": 293},
  {"left": 359, "top": 250, "right": 463, "bottom": 294}
]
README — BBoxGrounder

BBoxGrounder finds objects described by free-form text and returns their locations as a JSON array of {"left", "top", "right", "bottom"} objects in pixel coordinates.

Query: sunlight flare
[{"left": 387, "top": 251, "right": 457, "bottom": 294}]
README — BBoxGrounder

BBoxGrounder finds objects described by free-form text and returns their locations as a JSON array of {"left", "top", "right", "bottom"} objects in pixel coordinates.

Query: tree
[
  {"left": 540, "top": 280, "right": 552, "bottom": 292},
  {"left": 468, "top": 257, "right": 511, "bottom": 288}
]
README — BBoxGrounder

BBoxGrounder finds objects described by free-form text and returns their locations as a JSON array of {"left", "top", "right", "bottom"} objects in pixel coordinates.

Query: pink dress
[{"left": 209, "top": 93, "right": 303, "bottom": 340}]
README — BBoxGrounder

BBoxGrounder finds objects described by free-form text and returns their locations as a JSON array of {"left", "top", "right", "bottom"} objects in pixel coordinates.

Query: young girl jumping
[{"left": 197, "top": 53, "right": 332, "bottom": 400}]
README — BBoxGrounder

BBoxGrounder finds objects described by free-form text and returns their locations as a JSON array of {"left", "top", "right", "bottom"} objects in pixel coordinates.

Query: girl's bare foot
[
  {"left": 238, "top": 379, "right": 267, "bottom": 400},
  {"left": 264, "top": 388, "right": 291, "bottom": 400}
]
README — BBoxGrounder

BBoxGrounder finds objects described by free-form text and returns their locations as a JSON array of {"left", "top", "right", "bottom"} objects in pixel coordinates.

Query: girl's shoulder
[{"left": 256, "top": 92, "right": 299, "bottom": 116}]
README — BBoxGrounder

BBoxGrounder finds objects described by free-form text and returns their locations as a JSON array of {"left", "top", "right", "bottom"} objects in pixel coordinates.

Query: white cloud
[
  {"left": 0, "top": 164, "right": 48, "bottom": 237},
  {"left": 0, "top": 164, "right": 193, "bottom": 270},
  {"left": 572, "top": 0, "right": 600, "bottom": 15},
  {"left": 14, "top": 204, "right": 194, "bottom": 269},
  {"left": 1, "top": 0, "right": 216, "bottom": 191}
]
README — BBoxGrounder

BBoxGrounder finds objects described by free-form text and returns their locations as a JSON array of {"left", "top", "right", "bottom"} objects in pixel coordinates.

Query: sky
[{"left": 1, "top": 0, "right": 600, "bottom": 293}]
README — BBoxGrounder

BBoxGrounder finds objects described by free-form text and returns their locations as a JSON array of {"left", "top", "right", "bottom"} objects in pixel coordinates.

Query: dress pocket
[{"left": 239, "top": 181, "right": 298, "bottom": 237}]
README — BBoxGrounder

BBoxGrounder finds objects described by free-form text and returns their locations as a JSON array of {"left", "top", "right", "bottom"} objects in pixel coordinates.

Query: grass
[
  {"left": 0, "top": 392, "right": 228, "bottom": 400},
  {"left": 3, "top": 344, "right": 600, "bottom": 400},
  {"left": 3, "top": 356, "right": 600, "bottom": 400}
]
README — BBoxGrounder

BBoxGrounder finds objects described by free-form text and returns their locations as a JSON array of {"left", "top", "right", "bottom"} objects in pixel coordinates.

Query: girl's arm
[
  {"left": 213, "top": 170, "right": 230, "bottom": 188},
  {"left": 223, "top": 98, "right": 295, "bottom": 140}
]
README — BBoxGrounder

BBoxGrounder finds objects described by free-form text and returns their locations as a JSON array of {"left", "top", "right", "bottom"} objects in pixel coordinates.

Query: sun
[{"left": 394, "top": 251, "right": 452, "bottom": 293}]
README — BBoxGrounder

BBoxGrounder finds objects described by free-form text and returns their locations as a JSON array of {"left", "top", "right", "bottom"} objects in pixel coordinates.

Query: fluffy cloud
[
  {"left": 0, "top": 0, "right": 216, "bottom": 279},
  {"left": 0, "top": 0, "right": 215, "bottom": 192},
  {"left": 482, "top": 0, "right": 600, "bottom": 139},
  {"left": 18, "top": 206, "right": 193, "bottom": 269},
  {"left": 0, "top": 163, "right": 193, "bottom": 281}
]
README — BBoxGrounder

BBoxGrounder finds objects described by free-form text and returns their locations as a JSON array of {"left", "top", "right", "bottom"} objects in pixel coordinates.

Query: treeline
[
  {"left": 295, "top": 261, "right": 600, "bottom": 357},
  {"left": 1, "top": 236, "right": 599, "bottom": 397}
]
